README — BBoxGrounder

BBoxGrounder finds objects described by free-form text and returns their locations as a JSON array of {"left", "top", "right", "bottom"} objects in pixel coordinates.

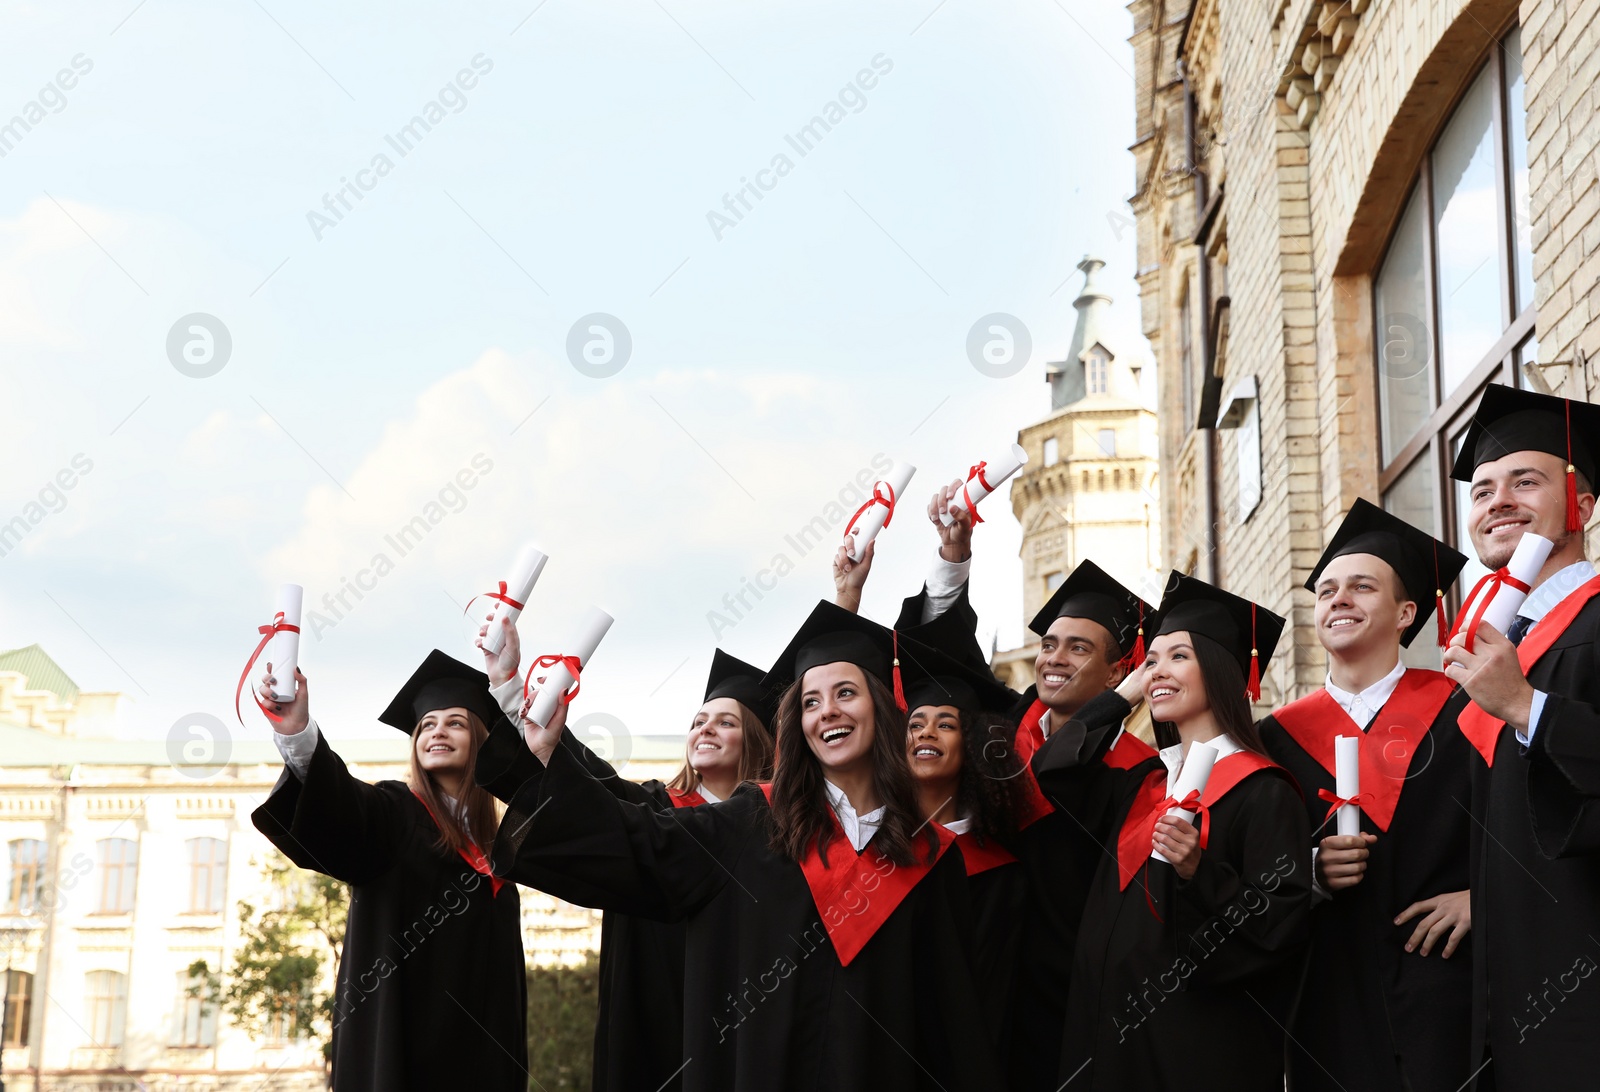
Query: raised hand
[
  {"left": 928, "top": 479, "right": 974, "bottom": 563},
  {"left": 257, "top": 663, "right": 310, "bottom": 735},
  {"left": 477, "top": 612, "right": 521, "bottom": 688},
  {"left": 833, "top": 539, "right": 875, "bottom": 613}
]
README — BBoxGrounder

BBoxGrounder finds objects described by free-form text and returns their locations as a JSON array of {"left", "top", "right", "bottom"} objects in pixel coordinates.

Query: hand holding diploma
[
  {"left": 927, "top": 480, "right": 973, "bottom": 563},
  {"left": 475, "top": 544, "right": 548, "bottom": 656},
  {"left": 235, "top": 584, "right": 304, "bottom": 726},
  {"left": 256, "top": 664, "right": 310, "bottom": 735},
  {"left": 1450, "top": 531, "right": 1553, "bottom": 650},
  {"left": 478, "top": 611, "right": 522, "bottom": 689},
  {"left": 939, "top": 443, "right": 1028, "bottom": 527},
  {"left": 1334, "top": 735, "right": 1363, "bottom": 837},
  {"left": 1153, "top": 740, "right": 1216, "bottom": 874},
  {"left": 524, "top": 607, "right": 613, "bottom": 730},
  {"left": 833, "top": 539, "right": 874, "bottom": 614},
  {"left": 843, "top": 460, "right": 916, "bottom": 563}
]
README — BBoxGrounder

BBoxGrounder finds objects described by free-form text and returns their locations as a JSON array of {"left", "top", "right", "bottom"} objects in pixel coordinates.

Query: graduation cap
[
  {"left": 1028, "top": 559, "right": 1153, "bottom": 664},
  {"left": 1449, "top": 383, "right": 1600, "bottom": 535},
  {"left": 1151, "top": 572, "right": 1286, "bottom": 702},
  {"left": 895, "top": 631, "right": 1013, "bottom": 716},
  {"left": 377, "top": 649, "right": 500, "bottom": 735},
  {"left": 703, "top": 648, "right": 780, "bottom": 730},
  {"left": 1304, "top": 498, "right": 1470, "bottom": 648},
  {"left": 762, "top": 599, "right": 907, "bottom": 711}
]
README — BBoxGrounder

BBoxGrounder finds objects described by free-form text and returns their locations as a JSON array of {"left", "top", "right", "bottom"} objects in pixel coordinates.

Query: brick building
[{"left": 1129, "top": 0, "right": 1597, "bottom": 701}]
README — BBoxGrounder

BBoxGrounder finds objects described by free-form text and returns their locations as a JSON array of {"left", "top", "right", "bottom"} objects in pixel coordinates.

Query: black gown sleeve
[
  {"left": 1171, "top": 772, "right": 1312, "bottom": 986},
  {"left": 1030, "top": 690, "right": 1138, "bottom": 837},
  {"left": 476, "top": 718, "right": 661, "bottom": 808},
  {"left": 251, "top": 730, "right": 404, "bottom": 885},
  {"left": 1526, "top": 693, "right": 1600, "bottom": 856},
  {"left": 489, "top": 733, "right": 745, "bottom": 922}
]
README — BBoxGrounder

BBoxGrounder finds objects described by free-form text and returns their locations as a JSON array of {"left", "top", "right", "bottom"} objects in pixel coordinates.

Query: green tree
[
  {"left": 189, "top": 851, "right": 348, "bottom": 1069},
  {"left": 526, "top": 953, "right": 600, "bottom": 1091}
]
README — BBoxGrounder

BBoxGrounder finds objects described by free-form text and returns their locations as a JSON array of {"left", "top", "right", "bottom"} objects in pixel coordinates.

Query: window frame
[
  {"left": 95, "top": 838, "right": 139, "bottom": 916},
  {"left": 3, "top": 969, "right": 31, "bottom": 1049},
  {"left": 186, "top": 837, "right": 228, "bottom": 915},
  {"left": 1373, "top": 23, "right": 1531, "bottom": 556},
  {"left": 5, "top": 838, "right": 46, "bottom": 915}
]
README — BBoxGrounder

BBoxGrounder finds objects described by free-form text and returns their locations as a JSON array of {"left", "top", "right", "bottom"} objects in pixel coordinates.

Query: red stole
[
  {"left": 758, "top": 783, "right": 955, "bottom": 966},
  {"left": 1271, "top": 669, "right": 1455, "bottom": 831},
  {"left": 954, "top": 829, "right": 1017, "bottom": 876},
  {"left": 1014, "top": 699, "right": 1158, "bottom": 829},
  {"left": 1114, "top": 750, "right": 1277, "bottom": 891},
  {"left": 667, "top": 788, "right": 706, "bottom": 808},
  {"left": 1458, "top": 573, "right": 1600, "bottom": 765},
  {"left": 410, "top": 789, "right": 504, "bottom": 897}
]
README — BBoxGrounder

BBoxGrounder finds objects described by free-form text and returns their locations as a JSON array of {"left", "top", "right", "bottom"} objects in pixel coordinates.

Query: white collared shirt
[
  {"left": 941, "top": 815, "right": 972, "bottom": 836},
  {"left": 273, "top": 718, "right": 321, "bottom": 778},
  {"left": 1157, "top": 732, "right": 1244, "bottom": 796},
  {"left": 823, "top": 778, "right": 887, "bottom": 852},
  {"left": 696, "top": 783, "right": 723, "bottom": 805},
  {"left": 920, "top": 551, "right": 973, "bottom": 624},
  {"left": 1324, "top": 660, "right": 1406, "bottom": 729},
  {"left": 1516, "top": 560, "right": 1599, "bottom": 746}
]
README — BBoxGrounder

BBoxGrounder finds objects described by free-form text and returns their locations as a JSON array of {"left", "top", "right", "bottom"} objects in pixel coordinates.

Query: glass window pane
[
  {"left": 1433, "top": 64, "right": 1504, "bottom": 394},
  {"left": 1453, "top": 427, "right": 1493, "bottom": 594},
  {"left": 1504, "top": 27, "right": 1534, "bottom": 314},
  {"left": 1385, "top": 455, "right": 1443, "bottom": 668},
  {"left": 1376, "top": 186, "right": 1436, "bottom": 460}
]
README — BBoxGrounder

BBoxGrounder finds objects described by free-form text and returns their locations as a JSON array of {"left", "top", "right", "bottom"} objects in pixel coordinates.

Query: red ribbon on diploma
[
  {"left": 843, "top": 481, "right": 898, "bottom": 542},
  {"left": 465, "top": 580, "right": 526, "bottom": 618},
  {"left": 959, "top": 462, "right": 994, "bottom": 525},
  {"left": 235, "top": 612, "right": 301, "bottom": 726},
  {"left": 1448, "top": 567, "right": 1532, "bottom": 653},
  {"left": 1316, "top": 787, "right": 1374, "bottom": 827},
  {"left": 522, "top": 654, "right": 584, "bottom": 709}
]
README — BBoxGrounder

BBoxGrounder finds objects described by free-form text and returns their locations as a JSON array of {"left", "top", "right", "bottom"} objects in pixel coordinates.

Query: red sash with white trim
[
  {"left": 758, "top": 783, "right": 954, "bottom": 966},
  {"left": 1014, "top": 699, "right": 1158, "bottom": 828},
  {"left": 667, "top": 788, "right": 706, "bottom": 808},
  {"left": 1271, "top": 670, "right": 1454, "bottom": 831},
  {"left": 1458, "top": 573, "right": 1600, "bottom": 765}
]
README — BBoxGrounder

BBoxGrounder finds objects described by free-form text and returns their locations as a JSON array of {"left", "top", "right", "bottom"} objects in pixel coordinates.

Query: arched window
[
  {"left": 1097, "top": 469, "right": 1107, "bottom": 491},
  {"left": 1375, "top": 23, "right": 1529, "bottom": 664},
  {"left": 6, "top": 839, "right": 45, "bottom": 914}
]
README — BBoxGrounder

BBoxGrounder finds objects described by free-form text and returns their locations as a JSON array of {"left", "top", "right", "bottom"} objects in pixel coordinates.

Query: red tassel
[
  {"left": 1246, "top": 603, "right": 1261, "bottom": 702},
  {"left": 892, "top": 631, "right": 908, "bottom": 713},
  {"left": 1435, "top": 590, "right": 1449, "bottom": 649},
  {"left": 1567, "top": 464, "right": 1582, "bottom": 534}
]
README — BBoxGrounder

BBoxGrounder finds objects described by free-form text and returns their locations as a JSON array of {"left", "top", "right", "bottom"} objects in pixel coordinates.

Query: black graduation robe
[
  {"left": 1461, "top": 571, "right": 1600, "bottom": 1088},
  {"left": 476, "top": 713, "right": 693, "bottom": 1092},
  {"left": 252, "top": 731, "right": 527, "bottom": 1092},
  {"left": 1258, "top": 669, "right": 1474, "bottom": 1092},
  {"left": 490, "top": 730, "right": 1001, "bottom": 1092},
  {"left": 1033, "top": 690, "right": 1312, "bottom": 1092},
  {"left": 952, "top": 830, "right": 1027, "bottom": 1067}
]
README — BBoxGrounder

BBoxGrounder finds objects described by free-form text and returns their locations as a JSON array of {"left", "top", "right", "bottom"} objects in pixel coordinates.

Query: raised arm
[{"left": 250, "top": 666, "right": 403, "bottom": 885}]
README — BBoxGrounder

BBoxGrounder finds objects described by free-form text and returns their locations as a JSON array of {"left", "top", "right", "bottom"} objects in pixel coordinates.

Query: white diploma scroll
[
  {"left": 1335, "top": 734, "right": 1362, "bottom": 838},
  {"left": 270, "top": 584, "right": 303, "bottom": 702},
  {"left": 1152, "top": 740, "right": 1218, "bottom": 864},
  {"left": 481, "top": 544, "right": 549, "bottom": 656},
  {"left": 844, "top": 460, "right": 917, "bottom": 562},
  {"left": 1461, "top": 532, "right": 1554, "bottom": 637},
  {"left": 940, "top": 443, "right": 1029, "bottom": 526},
  {"left": 526, "top": 607, "right": 614, "bottom": 729}
]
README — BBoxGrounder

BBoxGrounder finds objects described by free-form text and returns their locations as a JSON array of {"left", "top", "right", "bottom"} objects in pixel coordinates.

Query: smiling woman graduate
[
  {"left": 250, "top": 651, "right": 527, "bottom": 1092},
  {"left": 474, "top": 631, "right": 777, "bottom": 1092},
  {"left": 1031, "top": 573, "right": 1311, "bottom": 1092},
  {"left": 489, "top": 600, "right": 999, "bottom": 1091}
]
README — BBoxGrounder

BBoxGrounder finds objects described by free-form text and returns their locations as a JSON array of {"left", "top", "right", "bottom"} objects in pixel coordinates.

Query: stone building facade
[{"left": 1129, "top": 0, "right": 1598, "bottom": 701}]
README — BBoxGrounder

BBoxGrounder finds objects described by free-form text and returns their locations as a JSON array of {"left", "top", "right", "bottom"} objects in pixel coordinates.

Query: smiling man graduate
[
  {"left": 1439, "top": 383, "right": 1600, "bottom": 1087},
  {"left": 1258, "top": 499, "right": 1474, "bottom": 1092}
]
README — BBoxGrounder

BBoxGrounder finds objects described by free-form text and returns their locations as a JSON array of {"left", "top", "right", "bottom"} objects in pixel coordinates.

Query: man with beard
[{"left": 1441, "top": 383, "right": 1600, "bottom": 1086}]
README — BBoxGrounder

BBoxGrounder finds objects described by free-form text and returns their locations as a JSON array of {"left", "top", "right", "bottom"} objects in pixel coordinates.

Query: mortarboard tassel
[
  {"left": 1432, "top": 540, "right": 1449, "bottom": 649},
  {"left": 1567, "top": 400, "right": 1582, "bottom": 535},
  {"left": 1131, "top": 601, "right": 1146, "bottom": 665},
  {"left": 1246, "top": 602, "right": 1261, "bottom": 702},
  {"left": 891, "top": 630, "right": 908, "bottom": 713}
]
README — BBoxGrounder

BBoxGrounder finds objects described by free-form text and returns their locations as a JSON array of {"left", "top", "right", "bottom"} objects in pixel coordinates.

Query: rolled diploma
[
  {"left": 1467, "top": 532, "right": 1555, "bottom": 635},
  {"left": 270, "top": 584, "right": 303, "bottom": 702},
  {"left": 940, "top": 443, "right": 1029, "bottom": 526},
  {"left": 527, "top": 607, "right": 613, "bottom": 729},
  {"left": 1152, "top": 740, "right": 1218, "bottom": 864},
  {"left": 481, "top": 544, "right": 549, "bottom": 656},
  {"left": 844, "top": 460, "right": 916, "bottom": 562},
  {"left": 1335, "top": 734, "right": 1362, "bottom": 838}
]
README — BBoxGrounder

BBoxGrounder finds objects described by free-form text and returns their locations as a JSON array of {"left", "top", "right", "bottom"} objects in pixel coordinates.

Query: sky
[{"left": 0, "top": 0, "right": 1153, "bottom": 753}]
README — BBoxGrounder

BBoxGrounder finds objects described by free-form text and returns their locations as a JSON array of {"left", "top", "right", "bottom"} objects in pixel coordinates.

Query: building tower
[{"left": 991, "top": 256, "right": 1164, "bottom": 692}]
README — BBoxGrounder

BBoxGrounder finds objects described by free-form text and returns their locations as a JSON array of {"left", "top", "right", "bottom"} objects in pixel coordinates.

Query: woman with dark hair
[
  {"left": 488, "top": 600, "right": 998, "bottom": 1091},
  {"left": 1031, "top": 572, "right": 1312, "bottom": 1091},
  {"left": 473, "top": 627, "right": 777, "bottom": 1092},
  {"left": 251, "top": 651, "right": 527, "bottom": 1092}
]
